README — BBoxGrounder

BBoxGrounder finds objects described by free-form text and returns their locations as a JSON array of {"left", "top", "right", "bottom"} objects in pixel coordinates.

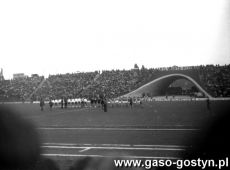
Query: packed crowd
[
  {"left": 199, "top": 65, "right": 230, "bottom": 97},
  {"left": 33, "top": 72, "right": 98, "bottom": 101},
  {"left": 0, "top": 65, "right": 230, "bottom": 102},
  {"left": 0, "top": 75, "right": 44, "bottom": 102}
]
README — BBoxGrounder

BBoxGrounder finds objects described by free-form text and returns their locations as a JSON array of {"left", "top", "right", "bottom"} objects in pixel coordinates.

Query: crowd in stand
[
  {"left": 0, "top": 75, "right": 44, "bottom": 102},
  {"left": 33, "top": 72, "right": 98, "bottom": 101},
  {"left": 0, "top": 64, "right": 230, "bottom": 102},
  {"left": 199, "top": 65, "right": 230, "bottom": 97}
]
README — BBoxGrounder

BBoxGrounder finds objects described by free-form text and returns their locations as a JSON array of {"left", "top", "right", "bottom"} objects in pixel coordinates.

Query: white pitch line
[
  {"left": 42, "top": 153, "right": 180, "bottom": 160},
  {"left": 48, "top": 107, "right": 89, "bottom": 114},
  {"left": 42, "top": 145, "right": 185, "bottom": 151},
  {"left": 44, "top": 124, "right": 197, "bottom": 128},
  {"left": 133, "top": 144, "right": 188, "bottom": 148},
  {"left": 38, "top": 127, "right": 199, "bottom": 131},
  {"left": 79, "top": 147, "right": 91, "bottom": 153},
  {"left": 101, "top": 144, "right": 131, "bottom": 147},
  {"left": 43, "top": 143, "right": 188, "bottom": 148},
  {"left": 43, "top": 143, "right": 131, "bottom": 147}
]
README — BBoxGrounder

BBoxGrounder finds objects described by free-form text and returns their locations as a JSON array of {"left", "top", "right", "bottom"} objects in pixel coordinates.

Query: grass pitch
[{"left": 1, "top": 100, "right": 229, "bottom": 170}]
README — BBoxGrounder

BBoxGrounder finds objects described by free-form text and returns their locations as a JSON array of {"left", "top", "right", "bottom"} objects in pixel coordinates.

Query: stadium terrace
[{"left": 0, "top": 64, "right": 230, "bottom": 103}]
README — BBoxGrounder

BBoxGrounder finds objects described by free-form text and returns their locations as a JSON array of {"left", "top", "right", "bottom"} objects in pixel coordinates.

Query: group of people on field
[{"left": 39, "top": 96, "right": 109, "bottom": 112}]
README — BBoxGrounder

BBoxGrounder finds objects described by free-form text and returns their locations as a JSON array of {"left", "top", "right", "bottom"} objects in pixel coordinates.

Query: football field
[{"left": 3, "top": 100, "right": 229, "bottom": 169}]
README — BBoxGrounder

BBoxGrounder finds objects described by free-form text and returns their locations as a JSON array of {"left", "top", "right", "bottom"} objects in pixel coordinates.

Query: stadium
[
  {"left": 1, "top": 64, "right": 230, "bottom": 170},
  {"left": 1, "top": 0, "right": 230, "bottom": 169}
]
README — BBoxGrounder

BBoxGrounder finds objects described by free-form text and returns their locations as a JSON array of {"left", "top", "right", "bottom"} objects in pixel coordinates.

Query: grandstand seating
[
  {"left": 0, "top": 75, "right": 44, "bottom": 102},
  {"left": 0, "top": 65, "right": 230, "bottom": 102}
]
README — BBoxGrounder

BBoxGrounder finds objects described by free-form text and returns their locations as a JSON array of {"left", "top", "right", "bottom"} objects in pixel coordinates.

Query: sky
[{"left": 0, "top": 0, "right": 229, "bottom": 79}]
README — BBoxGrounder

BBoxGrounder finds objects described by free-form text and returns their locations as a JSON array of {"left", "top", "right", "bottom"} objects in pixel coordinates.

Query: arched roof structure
[{"left": 123, "top": 73, "right": 212, "bottom": 98}]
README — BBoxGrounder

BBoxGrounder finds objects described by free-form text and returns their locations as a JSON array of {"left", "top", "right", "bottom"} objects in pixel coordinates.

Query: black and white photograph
[{"left": 0, "top": 0, "right": 230, "bottom": 169}]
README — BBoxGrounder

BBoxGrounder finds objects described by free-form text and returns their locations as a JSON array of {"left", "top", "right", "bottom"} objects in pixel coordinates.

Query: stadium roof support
[{"left": 123, "top": 73, "right": 213, "bottom": 98}]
